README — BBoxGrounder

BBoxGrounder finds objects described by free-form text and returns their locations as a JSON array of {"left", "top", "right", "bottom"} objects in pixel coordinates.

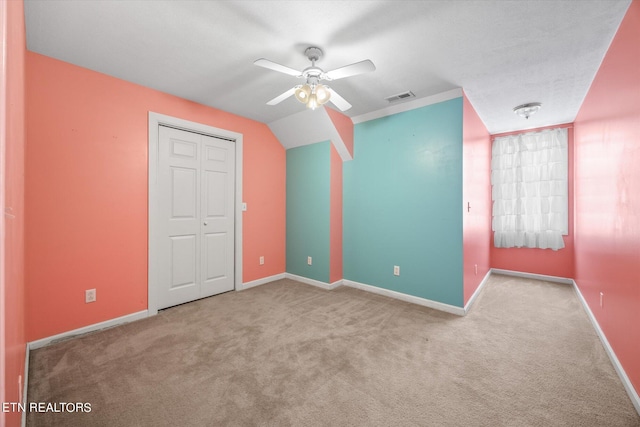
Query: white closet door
[
  {"left": 200, "top": 134, "right": 235, "bottom": 297},
  {"left": 157, "top": 126, "right": 234, "bottom": 310}
]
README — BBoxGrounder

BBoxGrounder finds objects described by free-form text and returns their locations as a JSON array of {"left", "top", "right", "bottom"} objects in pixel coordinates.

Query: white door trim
[{"left": 148, "top": 112, "right": 243, "bottom": 316}]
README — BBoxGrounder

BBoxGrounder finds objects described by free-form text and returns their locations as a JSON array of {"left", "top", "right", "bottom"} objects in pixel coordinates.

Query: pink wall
[
  {"left": 326, "top": 107, "right": 354, "bottom": 159},
  {"left": 25, "top": 52, "right": 286, "bottom": 341},
  {"left": 1, "top": 0, "right": 27, "bottom": 425},
  {"left": 490, "top": 124, "right": 575, "bottom": 278},
  {"left": 462, "top": 93, "right": 491, "bottom": 304},
  {"left": 326, "top": 106, "right": 350, "bottom": 283},
  {"left": 574, "top": 0, "right": 639, "bottom": 397},
  {"left": 242, "top": 124, "right": 287, "bottom": 282},
  {"left": 329, "top": 143, "right": 343, "bottom": 284}
]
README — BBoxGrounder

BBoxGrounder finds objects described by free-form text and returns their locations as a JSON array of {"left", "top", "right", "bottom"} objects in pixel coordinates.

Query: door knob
[{"left": 203, "top": 221, "right": 208, "bottom": 226}]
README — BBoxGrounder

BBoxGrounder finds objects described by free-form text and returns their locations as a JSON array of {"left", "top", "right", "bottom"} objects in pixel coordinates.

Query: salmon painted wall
[
  {"left": 574, "top": 0, "right": 639, "bottom": 397},
  {"left": 25, "top": 52, "right": 286, "bottom": 341},
  {"left": 1, "top": 0, "right": 27, "bottom": 425},
  {"left": 330, "top": 143, "right": 343, "bottom": 283},
  {"left": 326, "top": 106, "right": 348, "bottom": 283},
  {"left": 462, "top": 93, "right": 491, "bottom": 305},
  {"left": 490, "top": 124, "right": 575, "bottom": 278},
  {"left": 326, "top": 107, "right": 354, "bottom": 159}
]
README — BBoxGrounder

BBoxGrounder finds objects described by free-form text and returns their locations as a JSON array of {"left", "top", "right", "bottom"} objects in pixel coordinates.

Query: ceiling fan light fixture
[
  {"left": 315, "top": 84, "right": 331, "bottom": 105},
  {"left": 513, "top": 102, "right": 542, "bottom": 119},
  {"left": 255, "top": 45, "right": 374, "bottom": 112},
  {"left": 307, "top": 93, "right": 319, "bottom": 110},
  {"left": 294, "top": 83, "right": 330, "bottom": 110},
  {"left": 294, "top": 84, "right": 311, "bottom": 103}
]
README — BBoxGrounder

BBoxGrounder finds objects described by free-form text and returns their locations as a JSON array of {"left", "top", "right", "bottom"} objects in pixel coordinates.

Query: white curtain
[{"left": 491, "top": 127, "right": 568, "bottom": 250}]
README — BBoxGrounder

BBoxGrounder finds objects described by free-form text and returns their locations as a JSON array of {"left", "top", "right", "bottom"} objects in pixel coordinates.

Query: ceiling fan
[{"left": 254, "top": 46, "right": 375, "bottom": 112}]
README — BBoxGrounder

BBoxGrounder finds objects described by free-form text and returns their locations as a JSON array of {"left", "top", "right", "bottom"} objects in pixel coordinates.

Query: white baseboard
[
  {"left": 492, "top": 269, "right": 639, "bottom": 415},
  {"left": 284, "top": 273, "right": 342, "bottom": 290},
  {"left": 464, "top": 270, "right": 492, "bottom": 314},
  {"left": 253, "top": 272, "right": 467, "bottom": 317},
  {"left": 491, "top": 268, "right": 573, "bottom": 285},
  {"left": 342, "top": 279, "right": 466, "bottom": 316},
  {"left": 28, "top": 310, "right": 149, "bottom": 350},
  {"left": 21, "top": 269, "right": 639, "bottom": 418},
  {"left": 329, "top": 279, "right": 343, "bottom": 290},
  {"left": 241, "top": 273, "right": 286, "bottom": 291},
  {"left": 329, "top": 279, "right": 344, "bottom": 289},
  {"left": 571, "top": 280, "right": 640, "bottom": 415}
]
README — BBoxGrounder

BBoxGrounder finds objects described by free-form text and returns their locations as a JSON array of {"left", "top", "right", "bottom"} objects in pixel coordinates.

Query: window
[{"left": 491, "top": 127, "right": 568, "bottom": 250}]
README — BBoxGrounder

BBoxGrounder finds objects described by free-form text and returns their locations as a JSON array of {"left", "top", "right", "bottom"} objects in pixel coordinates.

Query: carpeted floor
[{"left": 27, "top": 275, "right": 640, "bottom": 426}]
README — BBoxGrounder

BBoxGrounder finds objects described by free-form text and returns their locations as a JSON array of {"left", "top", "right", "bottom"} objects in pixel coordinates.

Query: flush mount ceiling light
[
  {"left": 513, "top": 102, "right": 542, "bottom": 119},
  {"left": 254, "top": 46, "right": 376, "bottom": 111}
]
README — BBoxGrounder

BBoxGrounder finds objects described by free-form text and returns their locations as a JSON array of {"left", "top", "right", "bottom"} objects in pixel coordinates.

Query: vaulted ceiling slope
[{"left": 24, "top": 0, "right": 631, "bottom": 134}]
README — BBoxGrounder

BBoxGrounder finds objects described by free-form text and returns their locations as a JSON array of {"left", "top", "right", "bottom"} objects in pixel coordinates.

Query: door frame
[{"left": 148, "top": 112, "right": 243, "bottom": 316}]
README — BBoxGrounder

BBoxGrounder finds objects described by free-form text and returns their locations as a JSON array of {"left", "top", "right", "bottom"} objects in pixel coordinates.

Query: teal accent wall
[
  {"left": 286, "top": 141, "right": 331, "bottom": 283},
  {"left": 343, "top": 98, "right": 464, "bottom": 307}
]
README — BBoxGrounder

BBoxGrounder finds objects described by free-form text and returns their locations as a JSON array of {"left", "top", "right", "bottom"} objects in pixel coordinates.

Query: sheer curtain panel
[{"left": 491, "top": 127, "right": 568, "bottom": 250}]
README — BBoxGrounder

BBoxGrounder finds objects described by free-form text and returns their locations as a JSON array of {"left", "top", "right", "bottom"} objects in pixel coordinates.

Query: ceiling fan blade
[
  {"left": 325, "top": 60, "right": 375, "bottom": 80},
  {"left": 254, "top": 58, "right": 301, "bottom": 77},
  {"left": 327, "top": 88, "right": 352, "bottom": 111},
  {"left": 266, "top": 87, "right": 296, "bottom": 105}
]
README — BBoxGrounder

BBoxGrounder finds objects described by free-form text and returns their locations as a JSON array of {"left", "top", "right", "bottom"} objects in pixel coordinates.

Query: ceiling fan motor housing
[
  {"left": 303, "top": 72, "right": 323, "bottom": 85},
  {"left": 304, "top": 47, "right": 323, "bottom": 63}
]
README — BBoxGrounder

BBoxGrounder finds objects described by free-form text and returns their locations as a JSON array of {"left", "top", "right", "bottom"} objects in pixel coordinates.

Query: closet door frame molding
[{"left": 148, "top": 112, "right": 243, "bottom": 316}]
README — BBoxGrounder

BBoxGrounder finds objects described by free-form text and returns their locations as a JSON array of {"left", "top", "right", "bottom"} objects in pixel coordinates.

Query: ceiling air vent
[{"left": 385, "top": 91, "right": 415, "bottom": 103}]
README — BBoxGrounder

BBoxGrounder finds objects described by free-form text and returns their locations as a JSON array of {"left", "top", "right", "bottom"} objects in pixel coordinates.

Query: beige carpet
[{"left": 27, "top": 275, "right": 640, "bottom": 426}]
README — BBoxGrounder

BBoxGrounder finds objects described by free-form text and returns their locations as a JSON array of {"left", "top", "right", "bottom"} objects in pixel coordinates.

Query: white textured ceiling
[{"left": 24, "top": 0, "right": 630, "bottom": 134}]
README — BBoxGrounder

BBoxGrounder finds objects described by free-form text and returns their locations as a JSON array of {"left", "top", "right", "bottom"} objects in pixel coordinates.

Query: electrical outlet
[
  {"left": 259, "top": 256, "right": 264, "bottom": 265},
  {"left": 85, "top": 288, "right": 96, "bottom": 303},
  {"left": 307, "top": 256, "right": 312, "bottom": 266},
  {"left": 475, "top": 264, "right": 478, "bottom": 275},
  {"left": 393, "top": 265, "right": 400, "bottom": 276}
]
